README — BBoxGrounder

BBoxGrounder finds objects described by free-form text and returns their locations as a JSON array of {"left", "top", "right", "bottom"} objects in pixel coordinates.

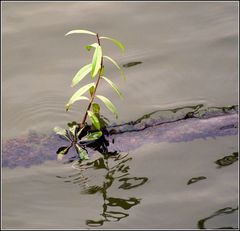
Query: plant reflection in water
[
  {"left": 197, "top": 207, "right": 238, "bottom": 229},
  {"left": 57, "top": 152, "right": 148, "bottom": 227}
]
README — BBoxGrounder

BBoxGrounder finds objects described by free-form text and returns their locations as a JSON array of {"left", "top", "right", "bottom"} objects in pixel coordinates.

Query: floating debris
[
  {"left": 215, "top": 152, "right": 238, "bottom": 167},
  {"left": 2, "top": 105, "right": 238, "bottom": 168},
  {"left": 123, "top": 61, "right": 142, "bottom": 68},
  {"left": 187, "top": 176, "right": 207, "bottom": 185}
]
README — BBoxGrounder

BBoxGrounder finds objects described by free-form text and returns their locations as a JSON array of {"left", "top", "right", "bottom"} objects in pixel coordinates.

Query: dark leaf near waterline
[
  {"left": 85, "top": 131, "right": 103, "bottom": 141},
  {"left": 75, "top": 144, "right": 89, "bottom": 160},
  {"left": 187, "top": 176, "right": 207, "bottom": 185},
  {"left": 53, "top": 126, "right": 71, "bottom": 141},
  {"left": 122, "top": 61, "right": 142, "bottom": 68},
  {"left": 56, "top": 146, "right": 71, "bottom": 155},
  {"left": 215, "top": 152, "right": 238, "bottom": 167}
]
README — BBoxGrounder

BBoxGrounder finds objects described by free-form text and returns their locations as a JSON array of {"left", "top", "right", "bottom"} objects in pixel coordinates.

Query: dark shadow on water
[
  {"left": 57, "top": 152, "right": 148, "bottom": 227},
  {"left": 215, "top": 152, "right": 238, "bottom": 168},
  {"left": 187, "top": 176, "right": 207, "bottom": 185},
  {"left": 122, "top": 61, "right": 142, "bottom": 68}
]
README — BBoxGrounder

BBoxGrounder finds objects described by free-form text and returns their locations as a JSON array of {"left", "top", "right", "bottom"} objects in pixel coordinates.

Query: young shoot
[{"left": 54, "top": 29, "right": 125, "bottom": 161}]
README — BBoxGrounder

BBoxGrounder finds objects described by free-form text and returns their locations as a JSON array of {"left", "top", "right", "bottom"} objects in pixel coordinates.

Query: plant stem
[{"left": 80, "top": 33, "right": 103, "bottom": 128}]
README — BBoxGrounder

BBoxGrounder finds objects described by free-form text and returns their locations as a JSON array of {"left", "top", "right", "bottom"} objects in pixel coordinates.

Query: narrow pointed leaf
[
  {"left": 69, "top": 125, "right": 79, "bottom": 137},
  {"left": 56, "top": 146, "right": 71, "bottom": 155},
  {"left": 75, "top": 144, "right": 89, "bottom": 160},
  {"left": 85, "top": 43, "right": 98, "bottom": 51},
  {"left": 57, "top": 154, "right": 65, "bottom": 161},
  {"left": 92, "top": 103, "right": 100, "bottom": 114},
  {"left": 89, "top": 86, "right": 95, "bottom": 97},
  {"left": 91, "top": 45, "right": 102, "bottom": 77},
  {"left": 77, "top": 127, "right": 85, "bottom": 137},
  {"left": 103, "top": 55, "right": 125, "bottom": 79},
  {"left": 87, "top": 110, "right": 100, "bottom": 130},
  {"left": 66, "top": 83, "right": 94, "bottom": 110},
  {"left": 104, "top": 55, "right": 120, "bottom": 69},
  {"left": 66, "top": 96, "right": 89, "bottom": 111},
  {"left": 96, "top": 95, "right": 118, "bottom": 119},
  {"left": 67, "top": 121, "right": 81, "bottom": 138},
  {"left": 53, "top": 126, "right": 71, "bottom": 141},
  {"left": 86, "top": 131, "right": 103, "bottom": 140},
  {"left": 71, "top": 64, "right": 92, "bottom": 87},
  {"left": 65, "top": 29, "right": 96, "bottom": 36},
  {"left": 101, "top": 76, "right": 123, "bottom": 98},
  {"left": 100, "top": 36, "right": 125, "bottom": 52}
]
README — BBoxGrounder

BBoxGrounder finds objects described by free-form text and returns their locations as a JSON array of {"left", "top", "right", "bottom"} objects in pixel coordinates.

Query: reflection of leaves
[
  {"left": 93, "top": 157, "right": 107, "bottom": 170},
  {"left": 119, "top": 177, "right": 148, "bottom": 189},
  {"left": 217, "top": 227, "right": 236, "bottom": 229},
  {"left": 86, "top": 219, "right": 104, "bottom": 227},
  {"left": 104, "top": 211, "right": 129, "bottom": 221},
  {"left": 123, "top": 61, "right": 142, "bottom": 68},
  {"left": 83, "top": 185, "right": 102, "bottom": 194},
  {"left": 215, "top": 152, "right": 238, "bottom": 167},
  {"left": 60, "top": 152, "right": 148, "bottom": 227},
  {"left": 106, "top": 197, "right": 140, "bottom": 210},
  {"left": 197, "top": 207, "right": 238, "bottom": 229},
  {"left": 187, "top": 176, "right": 207, "bottom": 185}
]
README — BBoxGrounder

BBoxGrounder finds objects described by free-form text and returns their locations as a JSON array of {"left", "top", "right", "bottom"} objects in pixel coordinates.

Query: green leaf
[
  {"left": 66, "top": 96, "right": 89, "bottom": 111},
  {"left": 53, "top": 126, "right": 71, "bottom": 141},
  {"left": 103, "top": 55, "right": 125, "bottom": 80},
  {"left": 99, "top": 115, "right": 109, "bottom": 128},
  {"left": 75, "top": 144, "right": 89, "bottom": 160},
  {"left": 77, "top": 127, "right": 85, "bottom": 137},
  {"left": 92, "top": 103, "right": 100, "bottom": 114},
  {"left": 85, "top": 43, "right": 98, "bottom": 51},
  {"left": 100, "top": 36, "right": 125, "bottom": 52},
  {"left": 57, "top": 154, "right": 65, "bottom": 161},
  {"left": 96, "top": 95, "right": 118, "bottom": 119},
  {"left": 56, "top": 146, "right": 71, "bottom": 155},
  {"left": 91, "top": 44, "right": 102, "bottom": 77},
  {"left": 71, "top": 64, "right": 92, "bottom": 87},
  {"left": 100, "top": 65, "right": 105, "bottom": 75},
  {"left": 89, "top": 86, "right": 95, "bottom": 97},
  {"left": 66, "top": 83, "right": 94, "bottom": 111},
  {"left": 69, "top": 125, "right": 79, "bottom": 137},
  {"left": 85, "top": 131, "right": 103, "bottom": 140},
  {"left": 101, "top": 76, "right": 123, "bottom": 98},
  {"left": 65, "top": 29, "right": 96, "bottom": 36},
  {"left": 87, "top": 110, "right": 100, "bottom": 130},
  {"left": 67, "top": 121, "right": 81, "bottom": 138}
]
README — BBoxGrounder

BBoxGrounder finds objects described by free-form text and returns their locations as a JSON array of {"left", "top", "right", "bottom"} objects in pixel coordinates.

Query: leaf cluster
[
  {"left": 65, "top": 29, "right": 125, "bottom": 127},
  {"left": 54, "top": 29, "right": 126, "bottom": 161},
  {"left": 53, "top": 123, "right": 103, "bottom": 161}
]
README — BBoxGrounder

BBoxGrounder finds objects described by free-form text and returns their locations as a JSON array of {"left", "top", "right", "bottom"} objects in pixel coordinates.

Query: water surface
[{"left": 2, "top": 2, "right": 238, "bottom": 229}]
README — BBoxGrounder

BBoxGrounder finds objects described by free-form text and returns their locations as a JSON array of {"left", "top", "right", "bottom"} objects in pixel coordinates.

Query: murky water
[{"left": 2, "top": 2, "right": 238, "bottom": 229}]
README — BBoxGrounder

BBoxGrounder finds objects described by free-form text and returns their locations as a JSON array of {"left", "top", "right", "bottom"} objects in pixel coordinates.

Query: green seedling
[{"left": 54, "top": 29, "right": 125, "bottom": 161}]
